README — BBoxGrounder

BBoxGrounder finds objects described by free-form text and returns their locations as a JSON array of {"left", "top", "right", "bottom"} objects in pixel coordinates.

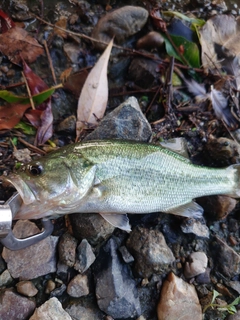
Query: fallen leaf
[
  {"left": 0, "top": 27, "right": 44, "bottom": 65},
  {"left": 76, "top": 38, "right": 113, "bottom": 139},
  {"left": 54, "top": 17, "right": 68, "bottom": 38},
  {"left": 0, "top": 10, "right": 15, "bottom": 33},
  {"left": 63, "top": 68, "right": 89, "bottom": 97},
  {"left": 0, "top": 103, "right": 30, "bottom": 130},
  {"left": 22, "top": 60, "right": 54, "bottom": 145}
]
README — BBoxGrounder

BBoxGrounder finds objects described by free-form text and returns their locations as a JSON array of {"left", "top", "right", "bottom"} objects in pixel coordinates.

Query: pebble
[
  {"left": 69, "top": 212, "right": 115, "bottom": 246},
  {"left": 157, "top": 272, "right": 202, "bottom": 320},
  {"left": 74, "top": 239, "right": 96, "bottom": 273},
  {"left": 119, "top": 245, "right": 135, "bottom": 264},
  {"left": 92, "top": 6, "right": 149, "bottom": 50},
  {"left": 57, "top": 115, "right": 76, "bottom": 133},
  {"left": 65, "top": 296, "right": 104, "bottom": 320},
  {"left": 58, "top": 232, "right": 78, "bottom": 267},
  {"left": 2, "top": 220, "right": 58, "bottom": 280},
  {"left": 184, "top": 251, "right": 208, "bottom": 279},
  {"left": 45, "top": 279, "right": 56, "bottom": 294},
  {"left": 0, "top": 269, "right": 13, "bottom": 286},
  {"left": 16, "top": 280, "right": 38, "bottom": 297},
  {"left": 86, "top": 96, "right": 152, "bottom": 142},
  {"left": 56, "top": 261, "right": 69, "bottom": 282},
  {"left": 126, "top": 226, "right": 175, "bottom": 278},
  {"left": 181, "top": 217, "right": 210, "bottom": 238},
  {"left": 136, "top": 31, "right": 165, "bottom": 50},
  {"left": 29, "top": 297, "right": 72, "bottom": 320},
  {"left": 0, "top": 289, "right": 36, "bottom": 320},
  {"left": 94, "top": 237, "right": 141, "bottom": 319},
  {"left": 211, "top": 236, "right": 240, "bottom": 277},
  {"left": 67, "top": 274, "right": 89, "bottom": 297},
  {"left": 227, "top": 310, "right": 240, "bottom": 320}
]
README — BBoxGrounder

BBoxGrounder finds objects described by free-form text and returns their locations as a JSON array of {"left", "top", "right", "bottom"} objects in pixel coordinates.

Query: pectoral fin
[
  {"left": 99, "top": 213, "right": 131, "bottom": 232},
  {"left": 165, "top": 201, "right": 203, "bottom": 218}
]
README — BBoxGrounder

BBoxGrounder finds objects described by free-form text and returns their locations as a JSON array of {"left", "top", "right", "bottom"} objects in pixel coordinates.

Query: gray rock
[
  {"left": 0, "top": 269, "right": 13, "bottom": 286},
  {"left": 119, "top": 246, "right": 134, "bottom": 264},
  {"left": 0, "top": 255, "right": 6, "bottom": 273},
  {"left": 2, "top": 220, "right": 58, "bottom": 280},
  {"left": 69, "top": 212, "right": 115, "bottom": 246},
  {"left": 86, "top": 96, "right": 152, "bottom": 142},
  {"left": 94, "top": 237, "right": 141, "bottom": 319},
  {"left": 16, "top": 280, "right": 38, "bottom": 297},
  {"left": 181, "top": 217, "right": 210, "bottom": 238},
  {"left": 226, "top": 309, "right": 240, "bottom": 320},
  {"left": 126, "top": 226, "right": 175, "bottom": 278},
  {"left": 212, "top": 236, "right": 240, "bottom": 277},
  {"left": 0, "top": 289, "right": 36, "bottom": 320},
  {"left": 29, "top": 297, "right": 72, "bottom": 320},
  {"left": 74, "top": 239, "right": 96, "bottom": 273},
  {"left": 58, "top": 232, "right": 78, "bottom": 267},
  {"left": 50, "top": 284, "right": 67, "bottom": 298},
  {"left": 65, "top": 296, "right": 104, "bottom": 320},
  {"left": 67, "top": 274, "right": 89, "bottom": 297},
  {"left": 56, "top": 261, "right": 70, "bottom": 282},
  {"left": 157, "top": 272, "right": 202, "bottom": 320},
  {"left": 184, "top": 252, "right": 208, "bottom": 279}
]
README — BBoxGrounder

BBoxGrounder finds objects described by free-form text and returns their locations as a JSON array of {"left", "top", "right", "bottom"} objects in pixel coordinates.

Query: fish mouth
[{"left": 3, "top": 174, "right": 36, "bottom": 205}]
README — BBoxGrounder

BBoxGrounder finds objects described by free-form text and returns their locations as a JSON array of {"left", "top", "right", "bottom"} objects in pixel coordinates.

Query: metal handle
[
  {"left": 0, "top": 219, "right": 54, "bottom": 251},
  {"left": 0, "top": 192, "right": 54, "bottom": 250}
]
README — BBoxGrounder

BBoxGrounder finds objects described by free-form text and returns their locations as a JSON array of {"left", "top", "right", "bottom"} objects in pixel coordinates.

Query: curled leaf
[
  {"left": 0, "top": 103, "right": 30, "bottom": 130},
  {"left": 76, "top": 38, "right": 113, "bottom": 139}
]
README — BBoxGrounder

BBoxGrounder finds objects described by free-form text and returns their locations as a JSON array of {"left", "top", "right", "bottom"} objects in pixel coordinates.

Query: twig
[
  {"left": 0, "top": 81, "right": 25, "bottom": 89},
  {"left": 145, "top": 86, "right": 161, "bottom": 114},
  {"left": 18, "top": 137, "right": 46, "bottom": 155},
  {"left": 43, "top": 40, "right": 57, "bottom": 84},
  {"left": 21, "top": 71, "right": 35, "bottom": 110}
]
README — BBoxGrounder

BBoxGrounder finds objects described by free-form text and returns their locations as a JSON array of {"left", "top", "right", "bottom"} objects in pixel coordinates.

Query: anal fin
[
  {"left": 165, "top": 201, "right": 204, "bottom": 218},
  {"left": 99, "top": 213, "right": 131, "bottom": 232}
]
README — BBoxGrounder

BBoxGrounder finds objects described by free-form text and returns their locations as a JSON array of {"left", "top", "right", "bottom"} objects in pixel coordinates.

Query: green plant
[{"left": 203, "top": 290, "right": 240, "bottom": 315}]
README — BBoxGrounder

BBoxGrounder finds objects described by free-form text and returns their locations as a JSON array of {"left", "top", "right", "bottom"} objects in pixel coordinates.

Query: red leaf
[
  {"left": 24, "top": 109, "right": 42, "bottom": 127},
  {"left": 0, "top": 10, "right": 15, "bottom": 33},
  {"left": 22, "top": 60, "right": 48, "bottom": 95},
  {"left": 36, "top": 102, "right": 53, "bottom": 145},
  {"left": 0, "top": 103, "right": 30, "bottom": 130},
  {"left": 22, "top": 60, "right": 53, "bottom": 145}
]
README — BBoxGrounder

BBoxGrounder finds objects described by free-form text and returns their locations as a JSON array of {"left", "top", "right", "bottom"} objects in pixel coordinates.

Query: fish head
[{"left": 3, "top": 151, "right": 96, "bottom": 220}]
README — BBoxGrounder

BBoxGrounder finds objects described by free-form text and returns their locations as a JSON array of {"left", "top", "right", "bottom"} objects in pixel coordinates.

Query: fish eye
[{"left": 28, "top": 164, "right": 43, "bottom": 176}]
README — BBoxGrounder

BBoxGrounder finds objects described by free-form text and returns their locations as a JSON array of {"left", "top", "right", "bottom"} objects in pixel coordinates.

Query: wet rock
[
  {"left": 16, "top": 280, "right": 38, "bottom": 297},
  {"left": 58, "top": 232, "right": 78, "bottom": 267},
  {"left": 86, "top": 96, "right": 152, "bottom": 141},
  {"left": 184, "top": 252, "right": 208, "bottom": 279},
  {"left": 181, "top": 217, "right": 210, "bottom": 238},
  {"left": 92, "top": 6, "right": 149, "bottom": 50},
  {"left": 67, "top": 274, "right": 89, "bottom": 297},
  {"left": 57, "top": 115, "right": 76, "bottom": 133},
  {"left": 0, "top": 269, "right": 12, "bottom": 288},
  {"left": 69, "top": 212, "right": 115, "bottom": 246},
  {"left": 119, "top": 245, "right": 134, "bottom": 264},
  {"left": 74, "top": 239, "right": 96, "bottom": 273},
  {"left": 128, "top": 58, "right": 160, "bottom": 89},
  {"left": 126, "top": 226, "right": 175, "bottom": 278},
  {"left": 94, "top": 237, "right": 141, "bottom": 319},
  {"left": 211, "top": 236, "right": 240, "bottom": 277},
  {"left": 45, "top": 279, "right": 56, "bottom": 294},
  {"left": 29, "top": 297, "right": 71, "bottom": 320},
  {"left": 50, "top": 284, "right": 67, "bottom": 298},
  {"left": 136, "top": 31, "right": 165, "bottom": 50},
  {"left": 0, "top": 289, "right": 36, "bottom": 320},
  {"left": 157, "top": 272, "right": 202, "bottom": 320},
  {"left": 65, "top": 296, "right": 104, "bottom": 320},
  {"left": 2, "top": 220, "right": 58, "bottom": 280},
  {"left": 197, "top": 195, "right": 237, "bottom": 220},
  {"left": 63, "top": 43, "right": 81, "bottom": 64}
]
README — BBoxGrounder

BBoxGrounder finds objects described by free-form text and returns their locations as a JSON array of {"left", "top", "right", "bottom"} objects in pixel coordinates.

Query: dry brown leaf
[
  {"left": 0, "top": 27, "right": 44, "bottom": 65},
  {"left": 76, "top": 38, "right": 113, "bottom": 139},
  {"left": 54, "top": 17, "right": 68, "bottom": 38}
]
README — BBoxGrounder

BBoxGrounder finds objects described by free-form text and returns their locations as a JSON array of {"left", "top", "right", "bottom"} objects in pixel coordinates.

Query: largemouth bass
[{"left": 3, "top": 140, "right": 240, "bottom": 231}]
